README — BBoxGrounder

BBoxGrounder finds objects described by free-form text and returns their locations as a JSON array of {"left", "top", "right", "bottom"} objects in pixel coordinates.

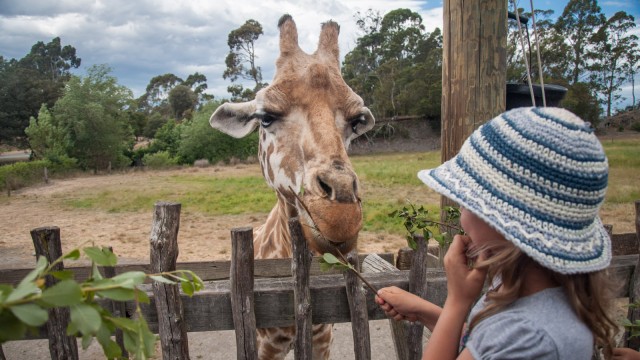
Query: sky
[{"left": 0, "top": 0, "right": 639, "bottom": 110}]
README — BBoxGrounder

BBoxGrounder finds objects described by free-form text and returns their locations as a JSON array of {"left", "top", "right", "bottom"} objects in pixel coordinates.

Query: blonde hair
[{"left": 469, "top": 242, "right": 619, "bottom": 358}]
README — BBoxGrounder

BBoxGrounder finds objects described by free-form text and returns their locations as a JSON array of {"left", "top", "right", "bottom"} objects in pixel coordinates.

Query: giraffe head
[{"left": 210, "top": 14, "right": 375, "bottom": 256}]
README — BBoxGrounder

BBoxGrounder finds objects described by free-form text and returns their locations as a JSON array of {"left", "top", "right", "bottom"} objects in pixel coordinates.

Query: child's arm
[
  {"left": 613, "top": 348, "right": 640, "bottom": 359},
  {"left": 422, "top": 235, "right": 487, "bottom": 360},
  {"left": 375, "top": 286, "right": 442, "bottom": 331}
]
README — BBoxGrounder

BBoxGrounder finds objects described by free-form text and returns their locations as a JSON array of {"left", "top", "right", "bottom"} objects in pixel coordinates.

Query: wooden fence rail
[{"left": 1, "top": 200, "right": 639, "bottom": 359}]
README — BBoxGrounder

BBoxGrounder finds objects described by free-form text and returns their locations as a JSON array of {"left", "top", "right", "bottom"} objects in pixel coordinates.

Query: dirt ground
[{"left": 0, "top": 164, "right": 411, "bottom": 269}]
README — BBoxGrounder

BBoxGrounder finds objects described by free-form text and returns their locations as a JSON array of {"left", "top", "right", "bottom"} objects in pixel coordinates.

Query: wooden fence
[{"left": 1, "top": 200, "right": 639, "bottom": 360}]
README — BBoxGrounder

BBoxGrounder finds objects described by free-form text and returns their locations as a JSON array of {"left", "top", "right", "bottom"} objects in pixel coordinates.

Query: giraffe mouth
[{"left": 296, "top": 196, "right": 361, "bottom": 255}]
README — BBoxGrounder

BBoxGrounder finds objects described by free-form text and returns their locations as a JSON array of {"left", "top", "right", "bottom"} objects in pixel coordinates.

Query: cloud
[{"left": 0, "top": 0, "right": 442, "bottom": 100}]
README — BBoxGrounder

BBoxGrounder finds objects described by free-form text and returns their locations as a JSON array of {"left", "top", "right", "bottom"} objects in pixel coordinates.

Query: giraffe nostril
[{"left": 318, "top": 177, "right": 333, "bottom": 198}]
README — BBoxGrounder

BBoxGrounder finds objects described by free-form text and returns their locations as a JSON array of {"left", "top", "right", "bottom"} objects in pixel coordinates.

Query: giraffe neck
[{"left": 253, "top": 196, "right": 296, "bottom": 259}]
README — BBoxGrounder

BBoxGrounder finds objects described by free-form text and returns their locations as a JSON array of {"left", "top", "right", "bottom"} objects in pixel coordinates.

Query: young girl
[{"left": 376, "top": 107, "right": 619, "bottom": 359}]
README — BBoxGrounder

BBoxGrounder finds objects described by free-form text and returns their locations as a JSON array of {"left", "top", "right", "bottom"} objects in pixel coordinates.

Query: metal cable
[
  {"left": 511, "top": 0, "right": 536, "bottom": 107},
  {"left": 529, "top": 0, "right": 547, "bottom": 107}
]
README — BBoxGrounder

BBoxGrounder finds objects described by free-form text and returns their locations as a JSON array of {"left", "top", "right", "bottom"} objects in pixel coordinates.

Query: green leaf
[
  {"left": 49, "top": 270, "right": 74, "bottom": 281},
  {"left": 181, "top": 281, "right": 195, "bottom": 296},
  {"left": 81, "top": 332, "right": 94, "bottom": 349},
  {"left": 70, "top": 303, "right": 102, "bottom": 335},
  {"left": 319, "top": 261, "right": 333, "bottom": 272},
  {"left": 10, "top": 304, "right": 48, "bottom": 327},
  {"left": 0, "top": 284, "right": 14, "bottom": 302},
  {"left": 63, "top": 249, "right": 81, "bottom": 260},
  {"left": 135, "top": 289, "right": 150, "bottom": 304},
  {"left": 149, "top": 275, "right": 176, "bottom": 284},
  {"left": 97, "top": 288, "right": 136, "bottom": 301},
  {"left": 84, "top": 247, "right": 117, "bottom": 267},
  {"left": 111, "top": 271, "right": 146, "bottom": 288},
  {"left": 6, "top": 281, "right": 39, "bottom": 303},
  {"left": 96, "top": 322, "right": 122, "bottom": 359},
  {"left": 139, "top": 316, "right": 158, "bottom": 358},
  {"left": 88, "top": 262, "right": 102, "bottom": 282},
  {"left": 321, "top": 253, "right": 340, "bottom": 265},
  {"left": 18, "top": 256, "right": 48, "bottom": 287},
  {"left": 109, "top": 316, "right": 138, "bottom": 332},
  {"left": 41, "top": 280, "right": 83, "bottom": 307},
  {"left": 0, "top": 311, "right": 27, "bottom": 342}
]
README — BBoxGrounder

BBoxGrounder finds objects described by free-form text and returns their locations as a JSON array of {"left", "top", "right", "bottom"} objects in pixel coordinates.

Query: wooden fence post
[
  {"left": 99, "top": 247, "right": 128, "bottom": 358},
  {"left": 627, "top": 200, "right": 640, "bottom": 349},
  {"left": 289, "top": 218, "right": 313, "bottom": 360},
  {"left": 407, "top": 236, "right": 429, "bottom": 360},
  {"left": 230, "top": 227, "right": 257, "bottom": 360},
  {"left": 30, "top": 226, "right": 79, "bottom": 360},
  {"left": 344, "top": 250, "right": 372, "bottom": 360},
  {"left": 149, "top": 202, "right": 190, "bottom": 360}
]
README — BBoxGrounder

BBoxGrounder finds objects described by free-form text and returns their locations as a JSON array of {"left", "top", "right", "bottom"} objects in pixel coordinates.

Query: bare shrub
[{"left": 193, "top": 159, "right": 210, "bottom": 168}]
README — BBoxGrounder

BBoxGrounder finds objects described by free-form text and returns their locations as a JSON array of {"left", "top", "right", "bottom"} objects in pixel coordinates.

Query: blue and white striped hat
[{"left": 419, "top": 107, "right": 610, "bottom": 274}]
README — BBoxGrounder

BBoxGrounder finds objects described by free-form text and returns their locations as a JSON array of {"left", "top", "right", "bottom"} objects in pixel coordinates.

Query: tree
[
  {"left": 555, "top": 0, "right": 605, "bottom": 84},
  {"left": 343, "top": 8, "right": 434, "bottom": 119},
  {"left": 19, "top": 37, "right": 81, "bottom": 82},
  {"left": 589, "top": 12, "right": 638, "bottom": 116},
  {"left": 24, "top": 105, "right": 69, "bottom": 160},
  {"left": 52, "top": 65, "right": 134, "bottom": 171},
  {"left": 168, "top": 85, "right": 198, "bottom": 120},
  {"left": 138, "top": 73, "right": 183, "bottom": 116},
  {"left": 561, "top": 82, "right": 601, "bottom": 127},
  {"left": 0, "top": 38, "right": 80, "bottom": 146},
  {"left": 223, "top": 19, "right": 265, "bottom": 100}
]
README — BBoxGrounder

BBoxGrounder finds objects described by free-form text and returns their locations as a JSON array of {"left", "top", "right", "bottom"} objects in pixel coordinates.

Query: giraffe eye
[
  {"left": 349, "top": 114, "right": 366, "bottom": 135},
  {"left": 255, "top": 112, "right": 279, "bottom": 128}
]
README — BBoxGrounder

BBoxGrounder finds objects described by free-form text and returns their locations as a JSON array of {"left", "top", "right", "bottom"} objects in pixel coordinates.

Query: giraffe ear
[{"left": 209, "top": 101, "right": 259, "bottom": 138}]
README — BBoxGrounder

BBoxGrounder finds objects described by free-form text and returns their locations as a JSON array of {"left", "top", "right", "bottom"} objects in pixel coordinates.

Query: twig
[{"left": 336, "top": 249, "right": 378, "bottom": 294}]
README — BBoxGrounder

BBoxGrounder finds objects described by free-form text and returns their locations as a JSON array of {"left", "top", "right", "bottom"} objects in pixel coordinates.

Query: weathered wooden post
[
  {"left": 150, "top": 202, "right": 190, "bottom": 360},
  {"left": 289, "top": 217, "right": 313, "bottom": 360},
  {"left": 363, "top": 254, "right": 408, "bottom": 360},
  {"left": 626, "top": 200, "right": 640, "bottom": 349},
  {"left": 30, "top": 226, "right": 79, "bottom": 360},
  {"left": 441, "top": 0, "right": 507, "bottom": 211},
  {"left": 230, "top": 227, "right": 257, "bottom": 360},
  {"left": 344, "top": 250, "right": 371, "bottom": 360},
  {"left": 406, "top": 237, "right": 430, "bottom": 359}
]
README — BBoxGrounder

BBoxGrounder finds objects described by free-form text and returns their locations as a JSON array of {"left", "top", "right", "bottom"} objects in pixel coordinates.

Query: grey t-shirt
[{"left": 465, "top": 287, "right": 593, "bottom": 359}]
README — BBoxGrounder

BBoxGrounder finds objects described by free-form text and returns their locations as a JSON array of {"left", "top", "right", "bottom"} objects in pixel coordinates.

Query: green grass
[
  {"left": 64, "top": 175, "right": 275, "bottom": 215},
  {"left": 602, "top": 139, "right": 640, "bottom": 204},
  {"left": 60, "top": 136, "right": 639, "bottom": 237}
]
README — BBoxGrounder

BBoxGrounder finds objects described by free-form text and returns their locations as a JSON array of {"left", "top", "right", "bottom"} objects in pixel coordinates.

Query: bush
[
  {"left": 142, "top": 151, "right": 178, "bottom": 169},
  {"left": 178, "top": 101, "right": 259, "bottom": 164},
  {"left": 631, "top": 122, "right": 640, "bottom": 133},
  {"left": 0, "top": 158, "right": 78, "bottom": 193}
]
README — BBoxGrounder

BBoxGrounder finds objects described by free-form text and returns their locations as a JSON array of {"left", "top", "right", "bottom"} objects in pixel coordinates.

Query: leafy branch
[
  {"left": 318, "top": 251, "right": 378, "bottom": 294},
  {"left": 623, "top": 300, "right": 640, "bottom": 344},
  {"left": 0, "top": 246, "right": 203, "bottom": 359},
  {"left": 388, "top": 203, "right": 464, "bottom": 250}
]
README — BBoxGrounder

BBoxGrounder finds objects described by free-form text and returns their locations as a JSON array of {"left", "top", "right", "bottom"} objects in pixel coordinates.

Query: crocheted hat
[{"left": 418, "top": 107, "right": 610, "bottom": 274}]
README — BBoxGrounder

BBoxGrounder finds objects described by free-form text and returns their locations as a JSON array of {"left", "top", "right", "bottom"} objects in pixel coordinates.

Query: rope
[
  {"left": 511, "top": 0, "right": 536, "bottom": 107},
  {"left": 529, "top": 0, "right": 547, "bottom": 107}
]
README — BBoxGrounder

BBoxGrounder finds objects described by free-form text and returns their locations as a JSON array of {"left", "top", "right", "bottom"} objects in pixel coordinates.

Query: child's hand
[
  {"left": 613, "top": 347, "right": 640, "bottom": 359},
  {"left": 375, "top": 286, "right": 424, "bottom": 323},
  {"left": 443, "top": 235, "right": 488, "bottom": 308}
]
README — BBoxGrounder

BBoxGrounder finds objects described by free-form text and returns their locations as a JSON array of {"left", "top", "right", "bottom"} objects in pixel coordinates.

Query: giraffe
[{"left": 209, "top": 14, "right": 375, "bottom": 359}]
